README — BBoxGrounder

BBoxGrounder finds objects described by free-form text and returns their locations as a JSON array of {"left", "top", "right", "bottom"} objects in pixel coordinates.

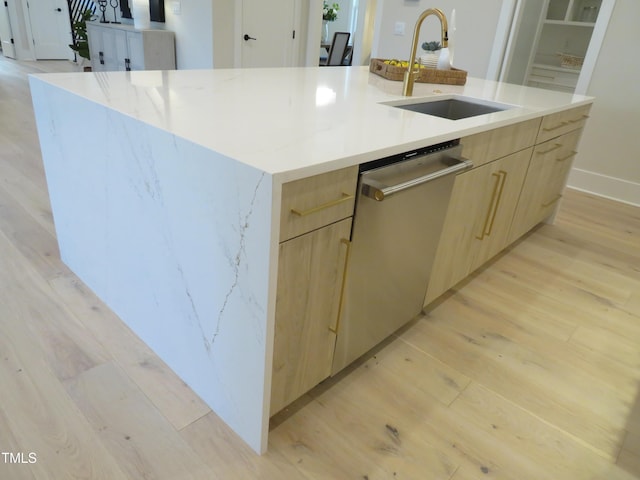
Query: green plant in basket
[{"left": 421, "top": 41, "right": 442, "bottom": 52}]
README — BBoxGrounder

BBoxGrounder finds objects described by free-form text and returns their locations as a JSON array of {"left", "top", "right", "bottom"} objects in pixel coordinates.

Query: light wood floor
[{"left": 1, "top": 55, "right": 639, "bottom": 480}]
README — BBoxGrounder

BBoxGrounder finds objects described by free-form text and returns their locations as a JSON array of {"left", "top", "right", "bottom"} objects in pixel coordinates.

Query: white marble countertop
[{"left": 31, "top": 66, "right": 593, "bottom": 182}]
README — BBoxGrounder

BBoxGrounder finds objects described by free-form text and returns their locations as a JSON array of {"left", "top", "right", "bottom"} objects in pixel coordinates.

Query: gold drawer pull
[
  {"left": 291, "top": 193, "right": 354, "bottom": 217},
  {"left": 329, "top": 238, "right": 351, "bottom": 334},
  {"left": 537, "top": 143, "right": 562, "bottom": 155},
  {"left": 556, "top": 151, "right": 577, "bottom": 162},
  {"left": 542, "top": 194, "right": 562, "bottom": 208},
  {"left": 568, "top": 115, "right": 589, "bottom": 123},
  {"left": 543, "top": 121, "right": 569, "bottom": 132}
]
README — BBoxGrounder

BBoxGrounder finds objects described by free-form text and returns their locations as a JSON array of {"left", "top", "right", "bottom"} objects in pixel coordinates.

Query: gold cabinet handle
[
  {"left": 486, "top": 170, "right": 507, "bottom": 238},
  {"left": 476, "top": 170, "right": 507, "bottom": 240},
  {"left": 568, "top": 114, "right": 589, "bottom": 123},
  {"left": 543, "top": 121, "right": 568, "bottom": 132},
  {"left": 329, "top": 238, "right": 351, "bottom": 334},
  {"left": 542, "top": 194, "right": 562, "bottom": 208},
  {"left": 537, "top": 143, "right": 562, "bottom": 155},
  {"left": 556, "top": 151, "right": 577, "bottom": 162},
  {"left": 291, "top": 193, "right": 354, "bottom": 217}
]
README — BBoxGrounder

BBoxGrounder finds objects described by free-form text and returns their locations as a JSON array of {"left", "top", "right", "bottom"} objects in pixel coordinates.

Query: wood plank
[
  {"left": 0, "top": 228, "right": 108, "bottom": 382},
  {"left": 0, "top": 408, "right": 37, "bottom": 480},
  {"left": 64, "top": 362, "right": 215, "bottom": 480},
  {"left": 271, "top": 349, "right": 461, "bottom": 480},
  {"left": 48, "top": 271, "right": 212, "bottom": 431},
  {"left": 0, "top": 152, "right": 56, "bottom": 237},
  {"left": 403, "top": 298, "right": 630, "bottom": 459},
  {"left": 180, "top": 411, "right": 305, "bottom": 480},
  {"left": 0, "top": 182, "right": 65, "bottom": 280},
  {"left": 0, "top": 303, "right": 129, "bottom": 479},
  {"left": 449, "top": 382, "right": 627, "bottom": 479}
]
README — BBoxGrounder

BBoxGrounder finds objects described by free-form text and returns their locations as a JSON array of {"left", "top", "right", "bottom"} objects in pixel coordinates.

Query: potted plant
[
  {"left": 69, "top": 9, "right": 94, "bottom": 70},
  {"left": 322, "top": 2, "right": 340, "bottom": 43},
  {"left": 420, "top": 40, "right": 442, "bottom": 68}
]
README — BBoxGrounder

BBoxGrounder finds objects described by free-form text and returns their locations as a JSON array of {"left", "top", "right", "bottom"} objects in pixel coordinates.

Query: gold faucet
[{"left": 402, "top": 8, "right": 449, "bottom": 96}]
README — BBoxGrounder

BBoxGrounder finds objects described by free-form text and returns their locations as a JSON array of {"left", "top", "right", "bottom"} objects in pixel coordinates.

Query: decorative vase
[
  {"left": 419, "top": 50, "right": 441, "bottom": 68},
  {"left": 322, "top": 20, "right": 329, "bottom": 44}
]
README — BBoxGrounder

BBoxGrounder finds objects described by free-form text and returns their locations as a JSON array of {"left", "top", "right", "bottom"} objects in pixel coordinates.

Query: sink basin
[{"left": 384, "top": 96, "right": 515, "bottom": 120}]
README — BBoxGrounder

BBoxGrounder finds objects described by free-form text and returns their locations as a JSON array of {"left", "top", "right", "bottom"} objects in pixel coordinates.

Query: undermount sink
[{"left": 383, "top": 96, "right": 515, "bottom": 120}]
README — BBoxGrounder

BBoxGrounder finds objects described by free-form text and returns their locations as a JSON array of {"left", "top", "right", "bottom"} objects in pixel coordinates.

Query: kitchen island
[{"left": 29, "top": 66, "right": 592, "bottom": 454}]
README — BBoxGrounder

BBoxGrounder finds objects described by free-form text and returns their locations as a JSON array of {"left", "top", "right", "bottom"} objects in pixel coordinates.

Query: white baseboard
[{"left": 567, "top": 168, "right": 640, "bottom": 207}]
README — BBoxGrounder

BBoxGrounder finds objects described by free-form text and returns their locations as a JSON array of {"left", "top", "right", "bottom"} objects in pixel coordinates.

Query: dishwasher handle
[{"left": 361, "top": 157, "right": 473, "bottom": 201}]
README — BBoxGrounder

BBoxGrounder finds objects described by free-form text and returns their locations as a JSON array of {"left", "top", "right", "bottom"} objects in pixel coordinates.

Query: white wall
[
  {"left": 164, "top": 0, "right": 215, "bottom": 69},
  {"left": 372, "top": 0, "right": 503, "bottom": 78},
  {"left": 326, "top": 0, "right": 357, "bottom": 39},
  {"left": 568, "top": 0, "right": 640, "bottom": 206}
]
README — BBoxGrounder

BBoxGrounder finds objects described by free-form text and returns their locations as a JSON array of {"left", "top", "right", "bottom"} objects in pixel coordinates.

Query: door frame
[
  {"left": 487, "top": 0, "right": 617, "bottom": 94},
  {"left": 0, "top": 0, "right": 16, "bottom": 58},
  {"left": 233, "top": 0, "right": 379, "bottom": 68}
]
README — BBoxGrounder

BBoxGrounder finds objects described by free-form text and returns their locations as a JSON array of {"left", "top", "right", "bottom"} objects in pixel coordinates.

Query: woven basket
[
  {"left": 370, "top": 58, "right": 467, "bottom": 86},
  {"left": 557, "top": 52, "right": 584, "bottom": 69}
]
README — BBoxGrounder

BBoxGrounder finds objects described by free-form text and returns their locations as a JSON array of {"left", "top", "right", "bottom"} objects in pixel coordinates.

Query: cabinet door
[
  {"left": 468, "top": 148, "right": 531, "bottom": 272},
  {"left": 424, "top": 148, "right": 532, "bottom": 306},
  {"left": 270, "top": 218, "right": 351, "bottom": 415},
  {"left": 126, "top": 31, "right": 145, "bottom": 70},
  {"left": 100, "top": 28, "right": 119, "bottom": 71},
  {"left": 509, "top": 129, "right": 583, "bottom": 242},
  {"left": 86, "top": 24, "right": 104, "bottom": 72},
  {"left": 114, "top": 29, "right": 129, "bottom": 71}
]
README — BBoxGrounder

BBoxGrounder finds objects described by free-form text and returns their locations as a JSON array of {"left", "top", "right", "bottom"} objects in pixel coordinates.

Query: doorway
[
  {"left": 240, "top": 0, "right": 297, "bottom": 68},
  {"left": 490, "top": 0, "right": 616, "bottom": 95},
  {"left": 0, "top": 0, "right": 16, "bottom": 58},
  {"left": 25, "top": 0, "right": 73, "bottom": 59}
]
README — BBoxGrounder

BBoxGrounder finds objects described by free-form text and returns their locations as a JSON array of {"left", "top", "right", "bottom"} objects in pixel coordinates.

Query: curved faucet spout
[{"left": 402, "top": 8, "right": 449, "bottom": 96}]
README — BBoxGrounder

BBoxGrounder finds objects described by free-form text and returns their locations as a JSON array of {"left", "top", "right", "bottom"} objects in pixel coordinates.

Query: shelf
[
  {"left": 532, "top": 63, "right": 581, "bottom": 74},
  {"left": 543, "top": 19, "right": 595, "bottom": 27}
]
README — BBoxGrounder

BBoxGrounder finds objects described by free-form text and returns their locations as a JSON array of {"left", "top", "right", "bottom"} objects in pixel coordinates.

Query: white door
[
  {"left": 26, "top": 0, "right": 73, "bottom": 59},
  {"left": 0, "top": 0, "right": 15, "bottom": 58},
  {"left": 241, "top": 0, "right": 296, "bottom": 67}
]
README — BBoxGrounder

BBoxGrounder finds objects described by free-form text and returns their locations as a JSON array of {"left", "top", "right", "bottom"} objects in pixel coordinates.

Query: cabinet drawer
[
  {"left": 280, "top": 166, "right": 358, "bottom": 242},
  {"left": 509, "top": 129, "right": 583, "bottom": 242},
  {"left": 537, "top": 104, "right": 591, "bottom": 143},
  {"left": 461, "top": 118, "right": 540, "bottom": 168}
]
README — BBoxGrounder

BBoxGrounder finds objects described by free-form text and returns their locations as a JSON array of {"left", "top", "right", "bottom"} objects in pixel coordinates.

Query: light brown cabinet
[
  {"left": 270, "top": 218, "right": 351, "bottom": 415},
  {"left": 536, "top": 104, "right": 590, "bottom": 143},
  {"left": 460, "top": 118, "right": 540, "bottom": 168},
  {"left": 425, "top": 104, "right": 590, "bottom": 307},
  {"left": 271, "top": 105, "right": 591, "bottom": 414},
  {"left": 271, "top": 166, "right": 357, "bottom": 415},
  {"left": 424, "top": 148, "right": 532, "bottom": 305},
  {"left": 509, "top": 128, "right": 583, "bottom": 242}
]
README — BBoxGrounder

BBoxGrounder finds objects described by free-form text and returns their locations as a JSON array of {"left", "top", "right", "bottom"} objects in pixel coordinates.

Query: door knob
[
  {"left": 55, "top": 7, "right": 62, "bottom": 11},
  {"left": 243, "top": 34, "right": 257, "bottom": 41}
]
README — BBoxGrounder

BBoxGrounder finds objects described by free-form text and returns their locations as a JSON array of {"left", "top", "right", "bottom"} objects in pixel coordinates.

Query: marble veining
[
  {"left": 208, "top": 171, "right": 267, "bottom": 353},
  {"left": 31, "top": 78, "right": 274, "bottom": 453}
]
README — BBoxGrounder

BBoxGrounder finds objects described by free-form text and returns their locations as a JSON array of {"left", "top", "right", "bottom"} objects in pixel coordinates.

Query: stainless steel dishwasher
[{"left": 332, "top": 140, "right": 472, "bottom": 374}]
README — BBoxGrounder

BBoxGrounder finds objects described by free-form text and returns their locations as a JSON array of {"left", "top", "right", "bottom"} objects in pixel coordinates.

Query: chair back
[{"left": 326, "top": 32, "right": 350, "bottom": 66}]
